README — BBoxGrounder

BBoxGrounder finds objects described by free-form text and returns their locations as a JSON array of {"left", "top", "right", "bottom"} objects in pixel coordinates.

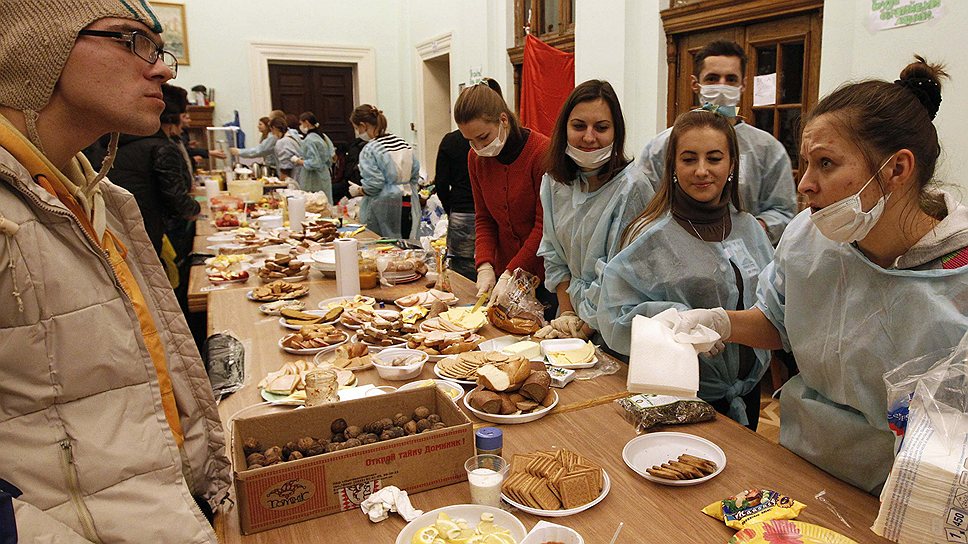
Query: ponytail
[{"left": 350, "top": 104, "right": 388, "bottom": 137}]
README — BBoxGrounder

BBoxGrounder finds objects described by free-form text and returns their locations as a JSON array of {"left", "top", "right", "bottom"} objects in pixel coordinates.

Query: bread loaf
[
  {"left": 520, "top": 371, "right": 551, "bottom": 403},
  {"left": 469, "top": 390, "right": 503, "bottom": 414},
  {"left": 497, "top": 392, "right": 517, "bottom": 415},
  {"left": 487, "top": 305, "right": 541, "bottom": 335}
]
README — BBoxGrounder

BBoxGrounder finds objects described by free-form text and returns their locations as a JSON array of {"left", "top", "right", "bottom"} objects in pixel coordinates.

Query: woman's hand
[{"left": 476, "top": 263, "right": 496, "bottom": 297}]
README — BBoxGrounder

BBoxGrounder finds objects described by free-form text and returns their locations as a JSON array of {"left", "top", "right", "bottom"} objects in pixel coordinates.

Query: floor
[{"left": 757, "top": 393, "right": 781, "bottom": 443}]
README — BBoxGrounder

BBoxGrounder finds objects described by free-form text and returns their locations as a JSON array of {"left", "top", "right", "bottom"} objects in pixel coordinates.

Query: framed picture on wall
[{"left": 153, "top": 2, "right": 190, "bottom": 65}]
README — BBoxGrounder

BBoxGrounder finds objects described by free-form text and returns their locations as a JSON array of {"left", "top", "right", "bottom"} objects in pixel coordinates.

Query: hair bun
[{"left": 895, "top": 77, "right": 942, "bottom": 120}]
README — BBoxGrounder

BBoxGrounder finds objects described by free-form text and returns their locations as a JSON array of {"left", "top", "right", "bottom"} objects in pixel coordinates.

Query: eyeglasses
[{"left": 77, "top": 29, "right": 178, "bottom": 78}]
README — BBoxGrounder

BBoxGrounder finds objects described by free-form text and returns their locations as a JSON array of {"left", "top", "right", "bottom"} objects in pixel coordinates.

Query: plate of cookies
[
  {"left": 433, "top": 352, "right": 500, "bottom": 385},
  {"left": 247, "top": 280, "right": 310, "bottom": 302},
  {"left": 501, "top": 449, "right": 610, "bottom": 517},
  {"left": 277, "top": 308, "right": 343, "bottom": 330},
  {"left": 621, "top": 432, "right": 726, "bottom": 486}
]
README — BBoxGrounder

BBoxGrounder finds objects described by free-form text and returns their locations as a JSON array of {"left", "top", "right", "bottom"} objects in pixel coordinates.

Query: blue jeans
[{"left": 447, "top": 212, "right": 477, "bottom": 281}]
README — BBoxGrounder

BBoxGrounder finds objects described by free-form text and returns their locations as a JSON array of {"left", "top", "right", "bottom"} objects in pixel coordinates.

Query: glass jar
[
  {"left": 304, "top": 368, "right": 338, "bottom": 407},
  {"left": 359, "top": 256, "right": 378, "bottom": 290}
]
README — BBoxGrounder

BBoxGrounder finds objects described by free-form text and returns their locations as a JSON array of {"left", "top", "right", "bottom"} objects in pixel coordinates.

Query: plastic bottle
[{"left": 475, "top": 427, "right": 503, "bottom": 457}]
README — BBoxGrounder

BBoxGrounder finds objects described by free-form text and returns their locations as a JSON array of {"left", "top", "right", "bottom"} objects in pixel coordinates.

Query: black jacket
[
  {"left": 87, "top": 131, "right": 199, "bottom": 254},
  {"left": 434, "top": 129, "right": 474, "bottom": 214},
  {"left": 343, "top": 137, "right": 367, "bottom": 186}
]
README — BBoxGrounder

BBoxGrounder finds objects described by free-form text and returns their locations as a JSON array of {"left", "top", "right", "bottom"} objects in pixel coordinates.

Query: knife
[{"left": 471, "top": 291, "right": 489, "bottom": 313}]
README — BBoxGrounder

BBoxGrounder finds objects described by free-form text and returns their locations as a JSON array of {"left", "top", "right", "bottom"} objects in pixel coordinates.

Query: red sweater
[{"left": 467, "top": 130, "right": 549, "bottom": 279}]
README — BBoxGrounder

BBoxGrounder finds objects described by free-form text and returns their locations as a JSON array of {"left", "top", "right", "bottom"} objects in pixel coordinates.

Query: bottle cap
[{"left": 475, "top": 427, "right": 503, "bottom": 451}]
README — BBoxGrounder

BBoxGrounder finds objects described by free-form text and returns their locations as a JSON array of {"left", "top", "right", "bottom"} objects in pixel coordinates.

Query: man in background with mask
[
  {"left": 636, "top": 40, "right": 796, "bottom": 244},
  {"left": 0, "top": 1, "right": 230, "bottom": 541}
]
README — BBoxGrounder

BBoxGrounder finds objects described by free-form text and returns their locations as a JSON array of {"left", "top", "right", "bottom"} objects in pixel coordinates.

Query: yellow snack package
[{"left": 702, "top": 488, "right": 807, "bottom": 530}]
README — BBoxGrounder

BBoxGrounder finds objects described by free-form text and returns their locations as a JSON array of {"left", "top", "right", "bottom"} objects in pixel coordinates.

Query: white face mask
[
  {"left": 299, "top": 126, "right": 309, "bottom": 135},
  {"left": 357, "top": 130, "right": 372, "bottom": 142},
  {"left": 699, "top": 84, "right": 742, "bottom": 107},
  {"left": 566, "top": 143, "right": 613, "bottom": 170},
  {"left": 810, "top": 155, "right": 894, "bottom": 244},
  {"left": 472, "top": 123, "right": 506, "bottom": 157}
]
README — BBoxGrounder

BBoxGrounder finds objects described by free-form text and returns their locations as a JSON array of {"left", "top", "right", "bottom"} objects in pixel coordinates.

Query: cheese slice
[
  {"left": 501, "top": 340, "right": 541, "bottom": 360},
  {"left": 548, "top": 341, "right": 595, "bottom": 366},
  {"left": 265, "top": 374, "right": 299, "bottom": 395}
]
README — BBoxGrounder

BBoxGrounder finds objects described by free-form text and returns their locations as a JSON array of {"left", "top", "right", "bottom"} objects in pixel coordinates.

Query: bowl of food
[{"left": 372, "top": 348, "right": 429, "bottom": 380}]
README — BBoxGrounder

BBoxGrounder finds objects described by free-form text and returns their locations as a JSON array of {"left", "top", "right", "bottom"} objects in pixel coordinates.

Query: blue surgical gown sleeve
[
  {"left": 537, "top": 175, "right": 571, "bottom": 293},
  {"left": 635, "top": 128, "right": 671, "bottom": 194},
  {"left": 753, "top": 260, "right": 791, "bottom": 352},
  {"left": 747, "top": 131, "right": 796, "bottom": 244},
  {"left": 237, "top": 134, "right": 277, "bottom": 159},
  {"left": 359, "top": 143, "right": 385, "bottom": 197},
  {"left": 301, "top": 134, "right": 332, "bottom": 170}
]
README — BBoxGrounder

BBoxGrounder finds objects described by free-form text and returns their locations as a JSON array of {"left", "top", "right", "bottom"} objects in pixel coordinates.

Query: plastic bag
[
  {"left": 874, "top": 331, "right": 968, "bottom": 543},
  {"left": 616, "top": 393, "right": 716, "bottom": 432},
  {"left": 486, "top": 268, "right": 546, "bottom": 335},
  {"left": 203, "top": 333, "right": 246, "bottom": 398}
]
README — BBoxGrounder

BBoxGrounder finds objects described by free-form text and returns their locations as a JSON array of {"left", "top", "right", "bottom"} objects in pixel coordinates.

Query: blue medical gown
[
  {"left": 536, "top": 163, "right": 654, "bottom": 331},
  {"left": 636, "top": 122, "right": 795, "bottom": 244},
  {"left": 358, "top": 134, "right": 421, "bottom": 239},
  {"left": 298, "top": 132, "right": 335, "bottom": 201},
  {"left": 275, "top": 130, "right": 303, "bottom": 181},
  {"left": 237, "top": 134, "right": 278, "bottom": 168},
  {"left": 755, "top": 209, "right": 968, "bottom": 493},
  {"left": 598, "top": 209, "right": 774, "bottom": 424}
]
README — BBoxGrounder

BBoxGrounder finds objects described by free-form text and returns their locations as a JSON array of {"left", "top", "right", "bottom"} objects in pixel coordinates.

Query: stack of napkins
[
  {"left": 873, "top": 392, "right": 968, "bottom": 543},
  {"left": 627, "top": 309, "right": 719, "bottom": 397}
]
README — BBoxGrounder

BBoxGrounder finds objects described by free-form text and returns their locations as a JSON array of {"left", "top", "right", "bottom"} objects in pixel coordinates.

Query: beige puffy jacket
[{"left": 0, "top": 147, "right": 231, "bottom": 542}]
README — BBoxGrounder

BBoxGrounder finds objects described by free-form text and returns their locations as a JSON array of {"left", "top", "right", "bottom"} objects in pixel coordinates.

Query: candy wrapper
[
  {"left": 702, "top": 489, "right": 806, "bottom": 530},
  {"left": 486, "top": 268, "right": 546, "bottom": 335},
  {"left": 616, "top": 393, "right": 716, "bottom": 432}
]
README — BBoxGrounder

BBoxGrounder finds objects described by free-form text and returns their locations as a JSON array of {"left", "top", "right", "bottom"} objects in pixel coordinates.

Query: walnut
[
  {"left": 264, "top": 453, "right": 282, "bottom": 465},
  {"left": 427, "top": 414, "right": 441, "bottom": 424},
  {"left": 243, "top": 437, "right": 262, "bottom": 455},
  {"left": 325, "top": 442, "right": 343, "bottom": 453},
  {"left": 246, "top": 453, "right": 267, "bottom": 467},
  {"left": 413, "top": 406, "right": 431, "bottom": 420},
  {"left": 306, "top": 443, "right": 327, "bottom": 456},
  {"left": 330, "top": 432, "right": 346, "bottom": 443},
  {"left": 248, "top": 463, "right": 264, "bottom": 469},
  {"left": 404, "top": 420, "right": 418, "bottom": 435},
  {"left": 297, "top": 437, "right": 315, "bottom": 454},
  {"left": 343, "top": 438, "right": 362, "bottom": 449},
  {"left": 288, "top": 451, "right": 304, "bottom": 461},
  {"left": 363, "top": 421, "right": 382, "bottom": 434},
  {"left": 392, "top": 413, "right": 409, "bottom": 427},
  {"left": 431, "top": 422, "right": 446, "bottom": 430},
  {"left": 331, "top": 418, "right": 348, "bottom": 434},
  {"left": 344, "top": 426, "right": 362, "bottom": 439},
  {"left": 416, "top": 419, "right": 432, "bottom": 432},
  {"left": 264, "top": 446, "right": 283, "bottom": 459},
  {"left": 377, "top": 418, "right": 394, "bottom": 431},
  {"left": 360, "top": 433, "right": 379, "bottom": 444},
  {"left": 282, "top": 441, "right": 299, "bottom": 458}
]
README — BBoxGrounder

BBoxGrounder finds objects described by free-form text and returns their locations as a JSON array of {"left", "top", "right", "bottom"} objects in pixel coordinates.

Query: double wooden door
[{"left": 268, "top": 63, "right": 355, "bottom": 148}]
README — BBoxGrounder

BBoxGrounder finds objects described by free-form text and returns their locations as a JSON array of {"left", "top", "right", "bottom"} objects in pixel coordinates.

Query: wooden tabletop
[{"left": 207, "top": 270, "right": 888, "bottom": 543}]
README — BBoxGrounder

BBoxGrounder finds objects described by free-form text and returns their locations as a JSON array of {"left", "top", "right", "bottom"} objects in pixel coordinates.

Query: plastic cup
[{"left": 464, "top": 454, "right": 509, "bottom": 507}]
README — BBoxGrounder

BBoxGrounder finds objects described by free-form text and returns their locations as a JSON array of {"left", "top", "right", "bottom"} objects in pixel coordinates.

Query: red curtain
[{"left": 519, "top": 34, "right": 575, "bottom": 137}]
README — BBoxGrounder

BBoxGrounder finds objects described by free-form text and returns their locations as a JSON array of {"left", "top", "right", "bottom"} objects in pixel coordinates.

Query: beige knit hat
[{"left": 0, "top": 0, "right": 162, "bottom": 112}]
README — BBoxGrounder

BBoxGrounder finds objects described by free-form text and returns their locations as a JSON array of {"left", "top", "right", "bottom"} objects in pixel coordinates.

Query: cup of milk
[{"left": 464, "top": 454, "right": 509, "bottom": 507}]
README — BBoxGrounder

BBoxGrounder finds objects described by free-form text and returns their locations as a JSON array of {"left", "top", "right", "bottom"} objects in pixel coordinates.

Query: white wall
[
  {"left": 170, "top": 0, "right": 409, "bottom": 140},
  {"left": 574, "top": 0, "right": 668, "bottom": 157},
  {"left": 820, "top": 3, "right": 967, "bottom": 194}
]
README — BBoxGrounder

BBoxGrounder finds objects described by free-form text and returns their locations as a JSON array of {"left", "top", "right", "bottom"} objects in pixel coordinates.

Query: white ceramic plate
[
  {"left": 622, "top": 432, "right": 726, "bottom": 486},
  {"left": 396, "top": 379, "right": 465, "bottom": 403},
  {"left": 395, "top": 504, "right": 527, "bottom": 544},
  {"left": 278, "top": 331, "right": 348, "bottom": 355},
  {"left": 462, "top": 389, "right": 558, "bottom": 424},
  {"left": 277, "top": 309, "right": 342, "bottom": 330},
  {"left": 317, "top": 295, "right": 377, "bottom": 310},
  {"left": 207, "top": 273, "right": 249, "bottom": 285},
  {"left": 502, "top": 471, "right": 611, "bottom": 518},
  {"left": 206, "top": 233, "right": 236, "bottom": 242},
  {"left": 246, "top": 286, "right": 309, "bottom": 302},
  {"left": 433, "top": 357, "right": 478, "bottom": 386}
]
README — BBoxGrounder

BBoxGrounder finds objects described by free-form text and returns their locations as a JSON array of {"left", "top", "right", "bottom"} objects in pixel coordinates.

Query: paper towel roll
[
  {"left": 335, "top": 238, "right": 360, "bottom": 297},
  {"left": 204, "top": 178, "right": 220, "bottom": 207},
  {"left": 288, "top": 196, "right": 306, "bottom": 233}
]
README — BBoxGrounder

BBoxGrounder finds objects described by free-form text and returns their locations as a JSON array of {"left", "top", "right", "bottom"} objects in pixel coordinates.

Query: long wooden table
[{"left": 208, "top": 274, "right": 889, "bottom": 543}]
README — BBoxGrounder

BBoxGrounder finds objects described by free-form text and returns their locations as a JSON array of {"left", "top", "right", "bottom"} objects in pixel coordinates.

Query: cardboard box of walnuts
[{"left": 232, "top": 386, "right": 474, "bottom": 534}]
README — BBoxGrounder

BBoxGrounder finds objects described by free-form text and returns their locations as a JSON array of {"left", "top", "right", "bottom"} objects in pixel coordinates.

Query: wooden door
[{"left": 268, "top": 64, "right": 355, "bottom": 148}]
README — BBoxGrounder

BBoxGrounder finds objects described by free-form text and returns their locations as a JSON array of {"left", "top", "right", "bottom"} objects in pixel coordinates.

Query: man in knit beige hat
[{"left": 0, "top": 2, "right": 230, "bottom": 542}]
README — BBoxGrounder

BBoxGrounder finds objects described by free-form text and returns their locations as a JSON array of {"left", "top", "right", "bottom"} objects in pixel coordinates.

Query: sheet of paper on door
[{"left": 753, "top": 73, "right": 776, "bottom": 107}]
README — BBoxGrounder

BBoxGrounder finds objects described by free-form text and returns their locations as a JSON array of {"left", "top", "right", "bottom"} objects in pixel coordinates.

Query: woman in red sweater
[{"left": 453, "top": 83, "right": 550, "bottom": 306}]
